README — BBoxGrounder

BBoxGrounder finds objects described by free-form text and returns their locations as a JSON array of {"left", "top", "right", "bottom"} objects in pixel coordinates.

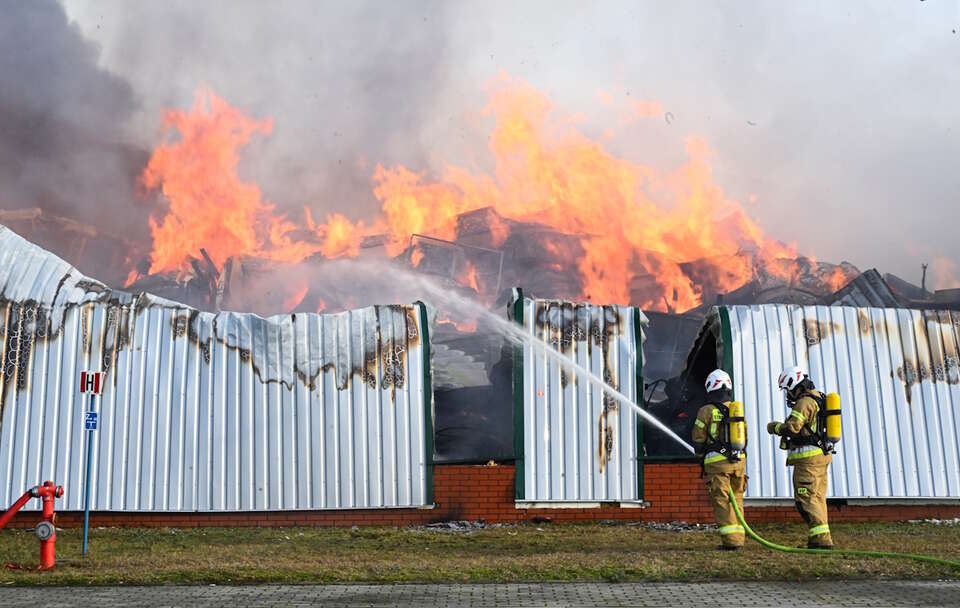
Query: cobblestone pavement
[{"left": 0, "top": 581, "right": 957, "bottom": 607}]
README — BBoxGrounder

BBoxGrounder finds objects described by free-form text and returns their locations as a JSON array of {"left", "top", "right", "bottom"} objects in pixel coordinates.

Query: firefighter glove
[{"left": 766, "top": 422, "right": 780, "bottom": 435}]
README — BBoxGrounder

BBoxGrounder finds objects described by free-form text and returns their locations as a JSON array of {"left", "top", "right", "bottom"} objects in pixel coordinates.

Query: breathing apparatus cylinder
[
  {"left": 824, "top": 392, "right": 842, "bottom": 445},
  {"left": 727, "top": 400, "right": 746, "bottom": 453}
]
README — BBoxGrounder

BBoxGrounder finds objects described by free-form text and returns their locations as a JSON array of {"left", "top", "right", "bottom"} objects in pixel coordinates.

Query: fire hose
[
  {"left": 0, "top": 481, "right": 64, "bottom": 570},
  {"left": 728, "top": 488, "right": 960, "bottom": 570}
]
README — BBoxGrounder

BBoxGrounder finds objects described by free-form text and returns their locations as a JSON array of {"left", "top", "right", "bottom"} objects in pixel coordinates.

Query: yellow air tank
[
  {"left": 824, "top": 392, "right": 842, "bottom": 445},
  {"left": 727, "top": 400, "right": 746, "bottom": 453}
]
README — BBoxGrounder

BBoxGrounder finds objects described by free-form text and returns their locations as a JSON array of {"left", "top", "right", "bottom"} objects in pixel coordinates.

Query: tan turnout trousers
[
  {"left": 792, "top": 453, "right": 833, "bottom": 547},
  {"left": 773, "top": 390, "right": 835, "bottom": 548},
  {"left": 704, "top": 459, "right": 747, "bottom": 548},
  {"left": 693, "top": 402, "right": 747, "bottom": 548}
]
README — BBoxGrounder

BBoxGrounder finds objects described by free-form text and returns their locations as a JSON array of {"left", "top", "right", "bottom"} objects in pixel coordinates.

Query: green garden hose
[{"left": 728, "top": 489, "right": 960, "bottom": 570}]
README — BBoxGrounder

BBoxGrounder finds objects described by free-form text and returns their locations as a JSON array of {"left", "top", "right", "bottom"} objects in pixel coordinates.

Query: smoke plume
[
  {"left": 0, "top": 1, "right": 149, "bottom": 240},
  {"left": 64, "top": 0, "right": 455, "bottom": 223}
]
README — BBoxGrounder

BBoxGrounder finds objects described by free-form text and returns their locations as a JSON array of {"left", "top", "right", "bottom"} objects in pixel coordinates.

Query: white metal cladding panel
[
  {"left": 518, "top": 298, "right": 644, "bottom": 502},
  {"left": 723, "top": 305, "right": 960, "bottom": 500},
  {"left": 0, "top": 300, "right": 430, "bottom": 512},
  {"left": 0, "top": 226, "right": 431, "bottom": 512},
  {"left": 0, "top": 226, "right": 77, "bottom": 305}
]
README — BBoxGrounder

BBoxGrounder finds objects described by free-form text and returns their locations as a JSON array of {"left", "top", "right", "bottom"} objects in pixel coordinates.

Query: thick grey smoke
[
  {"left": 0, "top": 1, "right": 150, "bottom": 239},
  {"left": 62, "top": 0, "right": 454, "bottom": 222}
]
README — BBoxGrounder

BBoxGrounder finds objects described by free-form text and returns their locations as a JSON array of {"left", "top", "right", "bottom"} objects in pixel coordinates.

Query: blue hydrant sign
[{"left": 84, "top": 411, "right": 98, "bottom": 431}]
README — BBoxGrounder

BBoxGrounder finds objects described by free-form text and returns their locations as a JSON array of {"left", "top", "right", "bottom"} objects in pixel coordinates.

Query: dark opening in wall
[{"left": 642, "top": 319, "right": 720, "bottom": 460}]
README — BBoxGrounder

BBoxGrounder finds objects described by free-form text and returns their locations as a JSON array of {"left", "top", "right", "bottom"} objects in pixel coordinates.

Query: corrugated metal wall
[
  {"left": 718, "top": 304, "right": 960, "bottom": 500},
  {"left": 0, "top": 225, "right": 433, "bottom": 512},
  {"left": 513, "top": 294, "right": 645, "bottom": 503}
]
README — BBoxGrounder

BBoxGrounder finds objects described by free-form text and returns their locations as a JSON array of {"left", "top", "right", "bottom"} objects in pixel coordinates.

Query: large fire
[
  {"left": 141, "top": 89, "right": 325, "bottom": 275},
  {"left": 139, "top": 76, "right": 856, "bottom": 312},
  {"left": 370, "top": 76, "right": 807, "bottom": 311}
]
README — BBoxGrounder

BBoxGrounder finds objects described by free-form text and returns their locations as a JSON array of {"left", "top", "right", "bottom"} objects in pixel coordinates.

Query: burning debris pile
[
  {"left": 402, "top": 206, "right": 864, "bottom": 315},
  {"left": 21, "top": 178, "right": 934, "bottom": 324},
  {"left": 117, "top": 200, "right": 865, "bottom": 318},
  {"left": 47, "top": 79, "right": 870, "bottom": 319}
]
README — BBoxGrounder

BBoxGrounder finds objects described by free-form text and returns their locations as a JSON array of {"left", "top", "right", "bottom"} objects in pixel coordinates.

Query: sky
[{"left": 8, "top": 1, "right": 960, "bottom": 288}]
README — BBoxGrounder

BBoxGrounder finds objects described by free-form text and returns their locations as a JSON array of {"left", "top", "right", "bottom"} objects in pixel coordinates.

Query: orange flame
[
  {"left": 823, "top": 265, "right": 853, "bottom": 293},
  {"left": 142, "top": 89, "right": 375, "bottom": 275},
  {"left": 437, "top": 316, "right": 478, "bottom": 333},
  {"left": 371, "top": 165, "right": 493, "bottom": 256},
  {"left": 124, "top": 268, "right": 139, "bottom": 288},
  {"left": 141, "top": 89, "right": 320, "bottom": 274},
  {"left": 283, "top": 284, "right": 309, "bottom": 312},
  {"left": 370, "top": 74, "right": 807, "bottom": 310},
  {"left": 486, "top": 211, "right": 510, "bottom": 247},
  {"left": 139, "top": 79, "right": 855, "bottom": 312},
  {"left": 410, "top": 246, "right": 424, "bottom": 267},
  {"left": 319, "top": 213, "right": 362, "bottom": 258},
  {"left": 458, "top": 260, "right": 480, "bottom": 292}
]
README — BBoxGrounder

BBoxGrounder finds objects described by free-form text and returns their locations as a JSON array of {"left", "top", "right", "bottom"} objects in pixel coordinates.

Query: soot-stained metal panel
[
  {"left": 514, "top": 295, "right": 647, "bottom": 503},
  {"left": 711, "top": 304, "right": 960, "bottom": 500},
  {"left": 0, "top": 224, "right": 433, "bottom": 511}
]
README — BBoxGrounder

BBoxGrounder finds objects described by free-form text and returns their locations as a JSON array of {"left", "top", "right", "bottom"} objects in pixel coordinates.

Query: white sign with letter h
[{"left": 79, "top": 371, "right": 104, "bottom": 395}]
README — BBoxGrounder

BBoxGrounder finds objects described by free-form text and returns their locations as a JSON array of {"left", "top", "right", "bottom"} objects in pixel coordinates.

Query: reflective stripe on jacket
[
  {"left": 788, "top": 445, "right": 824, "bottom": 462},
  {"left": 691, "top": 403, "right": 745, "bottom": 464},
  {"left": 781, "top": 391, "right": 824, "bottom": 463}
]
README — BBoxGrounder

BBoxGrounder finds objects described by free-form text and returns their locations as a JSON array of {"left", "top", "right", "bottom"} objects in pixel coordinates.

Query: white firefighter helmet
[
  {"left": 778, "top": 365, "right": 807, "bottom": 392},
  {"left": 705, "top": 369, "right": 732, "bottom": 393}
]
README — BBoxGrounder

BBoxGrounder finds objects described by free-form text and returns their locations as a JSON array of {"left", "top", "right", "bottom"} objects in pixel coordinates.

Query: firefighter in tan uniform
[
  {"left": 767, "top": 365, "right": 834, "bottom": 549},
  {"left": 692, "top": 369, "right": 747, "bottom": 550}
]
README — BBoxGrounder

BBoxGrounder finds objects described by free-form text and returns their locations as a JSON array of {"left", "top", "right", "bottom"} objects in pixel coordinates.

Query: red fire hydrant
[{"left": 0, "top": 481, "right": 64, "bottom": 570}]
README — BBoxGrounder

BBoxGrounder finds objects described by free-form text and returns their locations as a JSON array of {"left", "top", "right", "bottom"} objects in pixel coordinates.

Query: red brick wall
[
  {"left": 638, "top": 463, "right": 960, "bottom": 524},
  {"left": 8, "top": 463, "right": 960, "bottom": 528},
  {"left": 641, "top": 462, "right": 715, "bottom": 522}
]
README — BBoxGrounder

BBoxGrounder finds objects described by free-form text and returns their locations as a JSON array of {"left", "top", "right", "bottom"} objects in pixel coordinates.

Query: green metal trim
[
  {"left": 415, "top": 301, "right": 434, "bottom": 505},
  {"left": 718, "top": 306, "right": 735, "bottom": 400},
  {"left": 511, "top": 288, "right": 525, "bottom": 501},
  {"left": 633, "top": 307, "right": 644, "bottom": 502}
]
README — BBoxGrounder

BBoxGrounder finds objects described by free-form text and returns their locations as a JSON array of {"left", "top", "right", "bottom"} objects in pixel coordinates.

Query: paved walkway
[{"left": 0, "top": 581, "right": 957, "bottom": 607}]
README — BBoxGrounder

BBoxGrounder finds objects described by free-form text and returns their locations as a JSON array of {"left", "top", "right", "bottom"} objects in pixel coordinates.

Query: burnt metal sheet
[
  {"left": 0, "top": 225, "right": 433, "bottom": 511},
  {"left": 712, "top": 304, "right": 960, "bottom": 500},
  {"left": 513, "top": 294, "right": 646, "bottom": 503},
  {"left": 824, "top": 269, "right": 902, "bottom": 308}
]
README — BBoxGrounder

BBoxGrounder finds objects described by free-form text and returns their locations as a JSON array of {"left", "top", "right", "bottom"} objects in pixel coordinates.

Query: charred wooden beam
[
  {"left": 199, "top": 248, "right": 220, "bottom": 279},
  {"left": 215, "top": 258, "right": 234, "bottom": 311}
]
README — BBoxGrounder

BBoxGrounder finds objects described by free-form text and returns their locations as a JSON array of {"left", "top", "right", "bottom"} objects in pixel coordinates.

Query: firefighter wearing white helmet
[
  {"left": 691, "top": 369, "right": 747, "bottom": 550},
  {"left": 767, "top": 365, "right": 834, "bottom": 549}
]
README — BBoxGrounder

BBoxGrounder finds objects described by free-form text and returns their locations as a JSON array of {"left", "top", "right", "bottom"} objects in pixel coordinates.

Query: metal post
[{"left": 82, "top": 393, "right": 94, "bottom": 556}]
